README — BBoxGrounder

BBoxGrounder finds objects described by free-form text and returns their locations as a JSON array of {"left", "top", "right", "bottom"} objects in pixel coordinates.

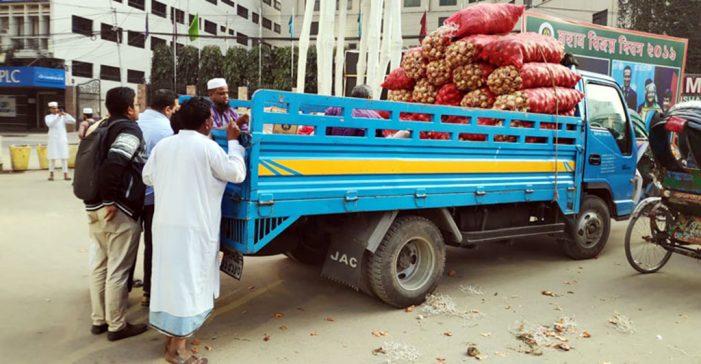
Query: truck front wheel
[
  {"left": 367, "top": 216, "right": 446, "bottom": 308},
  {"left": 562, "top": 195, "right": 611, "bottom": 259}
]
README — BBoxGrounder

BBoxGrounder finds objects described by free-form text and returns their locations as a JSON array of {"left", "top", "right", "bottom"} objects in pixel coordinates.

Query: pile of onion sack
[{"left": 380, "top": 3, "right": 583, "bottom": 140}]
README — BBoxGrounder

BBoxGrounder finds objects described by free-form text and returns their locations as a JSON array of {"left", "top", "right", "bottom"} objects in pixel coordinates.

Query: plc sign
[
  {"left": 0, "top": 69, "right": 20, "bottom": 84},
  {"left": 682, "top": 74, "right": 701, "bottom": 102}
]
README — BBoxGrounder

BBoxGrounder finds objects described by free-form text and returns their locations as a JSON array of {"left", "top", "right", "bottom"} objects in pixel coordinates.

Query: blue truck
[{"left": 206, "top": 70, "right": 636, "bottom": 308}]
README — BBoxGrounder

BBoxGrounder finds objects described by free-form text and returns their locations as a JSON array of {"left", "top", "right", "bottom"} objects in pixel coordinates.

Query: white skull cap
[
  {"left": 207, "top": 78, "right": 227, "bottom": 90},
  {"left": 48, "top": 101, "right": 58, "bottom": 108}
]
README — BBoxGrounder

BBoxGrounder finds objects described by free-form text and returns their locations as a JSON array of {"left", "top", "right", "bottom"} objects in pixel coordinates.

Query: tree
[
  {"left": 197, "top": 45, "right": 224, "bottom": 94},
  {"left": 223, "top": 47, "right": 251, "bottom": 91},
  {"left": 150, "top": 45, "right": 174, "bottom": 90},
  {"left": 618, "top": 0, "right": 701, "bottom": 73},
  {"left": 177, "top": 45, "right": 199, "bottom": 94}
]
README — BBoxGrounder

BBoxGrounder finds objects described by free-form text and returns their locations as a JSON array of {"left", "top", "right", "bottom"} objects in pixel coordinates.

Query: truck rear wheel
[
  {"left": 367, "top": 216, "right": 446, "bottom": 308},
  {"left": 562, "top": 195, "right": 611, "bottom": 260}
]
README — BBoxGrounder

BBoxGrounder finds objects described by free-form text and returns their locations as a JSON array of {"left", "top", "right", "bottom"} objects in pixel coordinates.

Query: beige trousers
[{"left": 87, "top": 208, "right": 141, "bottom": 332}]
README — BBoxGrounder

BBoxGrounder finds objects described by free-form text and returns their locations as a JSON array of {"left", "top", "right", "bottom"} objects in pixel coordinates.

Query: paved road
[{"left": 1, "top": 171, "right": 700, "bottom": 363}]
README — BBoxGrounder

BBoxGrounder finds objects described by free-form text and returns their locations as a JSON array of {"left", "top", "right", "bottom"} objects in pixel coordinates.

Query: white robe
[
  {"left": 45, "top": 113, "right": 76, "bottom": 160},
  {"left": 143, "top": 130, "right": 246, "bottom": 317}
]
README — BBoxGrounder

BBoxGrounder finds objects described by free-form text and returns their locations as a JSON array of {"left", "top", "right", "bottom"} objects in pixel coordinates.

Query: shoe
[
  {"left": 107, "top": 323, "right": 148, "bottom": 341},
  {"left": 141, "top": 295, "right": 150, "bottom": 307},
  {"left": 91, "top": 324, "right": 108, "bottom": 335}
]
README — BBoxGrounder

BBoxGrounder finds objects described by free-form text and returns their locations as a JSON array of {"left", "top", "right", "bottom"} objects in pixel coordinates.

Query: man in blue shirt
[{"left": 137, "top": 89, "right": 178, "bottom": 306}]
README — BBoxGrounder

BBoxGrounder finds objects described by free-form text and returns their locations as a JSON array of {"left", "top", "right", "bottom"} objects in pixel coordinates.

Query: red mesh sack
[
  {"left": 481, "top": 33, "right": 564, "bottom": 68},
  {"left": 494, "top": 87, "right": 584, "bottom": 115},
  {"left": 443, "top": 3, "right": 525, "bottom": 38},
  {"left": 381, "top": 68, "right": 416, "bottom": 90},
  {"left": 488, "top": 63, "right": 581, "bottom": 95},
  {"left": 454, "top": 63, "right": 494, "bottom": 91},
  {"left": 388, "top": 89, "right": 413, "bottom": 102},
  {"left": 461, "top": 88, "right": 496, "bottom": 108},
  {"left": 401, "top": 47, "right": 427, "bottom": 80},
  {"left": 436, "top": 83, "right": 464, "bottom": 106}
]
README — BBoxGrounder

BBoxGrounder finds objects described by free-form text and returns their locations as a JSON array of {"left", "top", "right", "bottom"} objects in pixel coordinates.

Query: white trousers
[{"left": 49, "top": 159, "right": 68, "bottom": 174}]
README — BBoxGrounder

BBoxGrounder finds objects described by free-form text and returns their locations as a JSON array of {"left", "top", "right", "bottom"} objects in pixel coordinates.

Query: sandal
[{"left": 165, "top": 348, "right": 207, "bottom": 364}]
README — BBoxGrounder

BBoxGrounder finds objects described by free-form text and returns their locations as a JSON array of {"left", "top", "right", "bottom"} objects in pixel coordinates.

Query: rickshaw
[{"left": 625, "top": 101, "right": 701, "bottom": 273}]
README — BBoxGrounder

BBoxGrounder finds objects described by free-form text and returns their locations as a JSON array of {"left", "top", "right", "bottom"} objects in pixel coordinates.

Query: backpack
[{"left": 72, "top": 119, "right": 126, "bottom": 201}]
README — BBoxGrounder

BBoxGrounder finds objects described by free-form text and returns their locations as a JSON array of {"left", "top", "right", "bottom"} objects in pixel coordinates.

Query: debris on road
[
  {"left": 309, "top": 331, "right": 319, "bottom": 336},
  {"left": 371, "top": 341, "right": 421, "bottom": 363},
  {"left": 459, "top": 284, "right": 484, "bottom": 296},
  {"left": 609, "top": 312, "right": 636, "bottom": 334},
  {"left": 467, "top": 344, "right": 483, "bottom": 360},
  {"left": 443, "top": 331, "right": 453, "bottom": 337},
  {"left": 324, "top": 317, "right": 335, "bottom": 322},
  {"left": 372, "top": 330, "right": 390, "bottom": 337},
  {"left": 263, "top": 333, "right": 271, "bottom": 342},
  {"left": 541, "top": 290, "right": 560, "bottom": 297},
  {"left": 421, "top": 294, "right": 485, "bottom": 320},
  {"left": 279, "top": 325, "right": 288, "bottom": 331},
  {"left": 510, "top": 316, "right": 584, "bottom": 356},
  {"left": 405, "top": 305, "right": 416, "bottom": 313},
  {"left": 273, "top": 312, "right": 284, "bottom": 319}
]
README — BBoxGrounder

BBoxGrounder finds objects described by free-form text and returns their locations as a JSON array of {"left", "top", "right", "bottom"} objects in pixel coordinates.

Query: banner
[
  {"left": 524, "top": 12, "right": 688, "bottom": 116},
  {"left": 682, "top": 74, "right": 701, "bottom": 102}
]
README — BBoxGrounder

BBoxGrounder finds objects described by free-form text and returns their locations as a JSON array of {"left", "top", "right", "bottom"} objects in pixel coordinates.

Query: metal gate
[{"left": 77, "top": 79, "right": 101, "bottom": 119}]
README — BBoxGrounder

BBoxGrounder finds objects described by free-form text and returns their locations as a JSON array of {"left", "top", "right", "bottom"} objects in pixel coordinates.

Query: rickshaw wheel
[{"left": 625, "top": 201, "right": 673, "bottom": 273}]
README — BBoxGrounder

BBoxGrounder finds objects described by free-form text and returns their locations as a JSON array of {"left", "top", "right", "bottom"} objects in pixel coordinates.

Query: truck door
[{"left": 583, "top": 82, "right": 637, "bottom": 217}]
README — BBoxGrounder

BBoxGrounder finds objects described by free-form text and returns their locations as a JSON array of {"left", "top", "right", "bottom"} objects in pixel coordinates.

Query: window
[
  {"left": 252, "top": 12, "right": 259, "bottom": 24},
  {"left": 128, "top": 30, "right": 145, "bottom": 48},
  {"left": 127, "top": 0, "right": 145, "bottom": 10},
  {"left": 314, "top": 0, "right": 352, "bottom": 11},
  {"left": 151, "top": 36, "right": 166, "bottom": 50},
  {"left": 439, "top": 0, "right": 457, "bottom": 5},
  {"left": 404, "top": 0, "right": 420, "bottom": 7},
  {"left": 263, "top": 0, "right": 271, "bottom": 4},
  {"left": 101, "top": 23, "right": 122, "bottom": 43},
  {"left": 205, "top": 0, "right": 217, "bottom": 4},
  {"left": 127, "top": 69, "right": 145, "bottom": 84},
  {"left": 228, "top": 29, "right": 234, "bottom": 35},
  {"left": 71, "top": 16, "right": 92, "bottom": 36},
  {"left": 220, "top": 25, "right": 226, "bottom": 32},
  {"left": 222, "top": 0, "right": 235, "bottom": 7},
  {"left": 237, "top": 5, "right": 248, "bottom": 19},
  {"left": 262, "top": 17, "right": 272, "bottom": 30},
  {"left": 348, "top": 43, "right": 357, "bottom": 50},
  {"left": 274, "top": 23, "right": 280, "bottom": 34},
  {"left": 100, "top": 65, "right": 121, "bottom": 82},
  {"left": 171, "top": 7, "right": 185, "bottom": 24},
  {"left": 310, "top": 21, "right": 318, "bottom": 35},
  {"left": 151, "top": 0, "right": 167, "bottom": 18},
  {"left": 274, "top": 0, "right": 281, "bottom": 10},
  {"left": 236, "top": 32, "right": 248, "bottom": 46},
  {"left": 72, "top": 61, "right": 92, "bottom": 78},
  {"left": 204, "top": 20, "right": 217, "bottom": 35},
  {"left": 592, "top": 9, "right": 608, "bottom": 26},
  {"left": 438, "top": 17, "right": 448, "bottom": 27},
  {"left": 586, "top": 83, "right": 632, "bottom": 155}
]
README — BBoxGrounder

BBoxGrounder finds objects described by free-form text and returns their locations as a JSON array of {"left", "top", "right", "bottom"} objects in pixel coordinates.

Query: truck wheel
[
  {"left": 367, "top": 216, "right": 446, "bottom": 308},
  {"left": 285, "top": 233, "right": 330, "bottom": 266},
  {"left": 562, "top": 195, "right": 611, "bottom": 260}
]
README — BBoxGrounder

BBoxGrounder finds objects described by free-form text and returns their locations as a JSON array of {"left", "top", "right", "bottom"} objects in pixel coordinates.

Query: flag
[
  {"left": 144, "top": 14, "right": 149, "bottom": 40},
  {"left": 357, "top": 10, "right": 362, "bottom": 38},
  {"left": 188, "top": 14, "right": 199, "bottom": 41},
  {"left": 419, "top": 11, "right": 427, "bottom": 43},
  {"left": 288, "top": 15, "right": 294, "bottom": 38}
]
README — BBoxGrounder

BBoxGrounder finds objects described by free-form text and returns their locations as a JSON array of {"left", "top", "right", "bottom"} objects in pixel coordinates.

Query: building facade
[{"left": 0, "top": 0, "right": 284, "bottom": 129}]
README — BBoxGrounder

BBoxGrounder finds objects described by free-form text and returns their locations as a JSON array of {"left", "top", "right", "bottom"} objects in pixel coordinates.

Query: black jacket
[{"left": 85, "top": 117, "right": 146, "bottom": 220}]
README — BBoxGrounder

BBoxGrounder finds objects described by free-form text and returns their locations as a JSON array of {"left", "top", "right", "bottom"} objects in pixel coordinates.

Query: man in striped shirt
[{"left": 207, "top": 78, "right": 249, "bottom": 131}]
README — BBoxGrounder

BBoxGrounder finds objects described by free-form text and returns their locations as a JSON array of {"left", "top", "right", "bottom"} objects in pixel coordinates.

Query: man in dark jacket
[{"left": 84, "top": 87, "right": 148, "bottom": 341}]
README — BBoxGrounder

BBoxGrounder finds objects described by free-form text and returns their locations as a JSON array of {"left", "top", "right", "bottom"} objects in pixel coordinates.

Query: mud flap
[{"left": 321, "top": 211, "right": 398, "bottom": 294}]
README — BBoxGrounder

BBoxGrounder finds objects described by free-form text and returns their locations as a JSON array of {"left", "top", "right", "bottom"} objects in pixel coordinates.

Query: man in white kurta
[
  {"left": 142, "top": 96, "right": 246, "bottom": 363},
  {"left": 45, "top": 101, "right": 76, "bottom": 181}
]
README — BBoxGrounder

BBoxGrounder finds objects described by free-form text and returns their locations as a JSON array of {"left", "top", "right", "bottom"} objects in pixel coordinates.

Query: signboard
[
  {"left": 0, "top": 66, "right": 65, "bottom": 89},
  {"left": 682, "top": 74, "right": 701, "bottom": 102},
  {"left": 524, "top": 12, "right": 688, "bottom": 117},
  {"left": 0, "top": 95, "right": 16, "bottom": 117}
]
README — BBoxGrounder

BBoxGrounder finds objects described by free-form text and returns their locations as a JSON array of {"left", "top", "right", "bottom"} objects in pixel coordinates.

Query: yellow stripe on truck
[{"left": 258, "top": 159, "right": 575, "bottom": 176}]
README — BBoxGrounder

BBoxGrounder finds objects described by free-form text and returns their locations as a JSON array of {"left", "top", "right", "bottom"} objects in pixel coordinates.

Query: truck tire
[
  {"left": 367, "top": 216, "right": 446, "bottom": 308},
  {"left": 562, "top": 195, "right": 611, "bottom": 260},
  {"left": 285, "top": 233, "right": 330, "bottom": 266}
]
